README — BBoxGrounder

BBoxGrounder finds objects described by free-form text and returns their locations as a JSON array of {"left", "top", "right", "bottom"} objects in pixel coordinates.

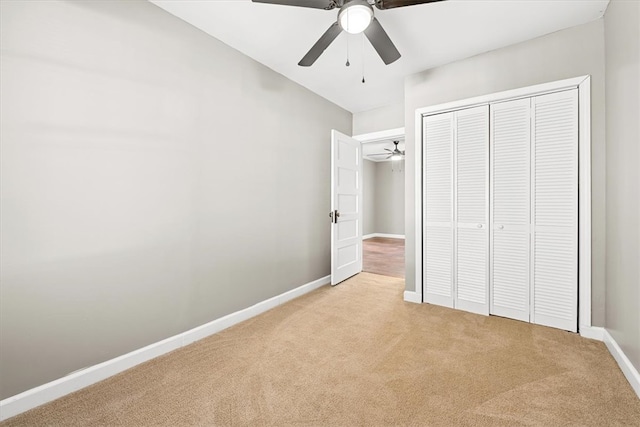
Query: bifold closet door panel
[
  {"left": 490, "top": 98, "right": 531, "bottom": 322},
  {"left": 455, "top": 106, "right": 489, "bottom": 315},
  {"left": 531, "top": 90, "right": 578, "bottom": 332},
  {"left": 423, "top": 112, "right": 454, "bottom": 307}
]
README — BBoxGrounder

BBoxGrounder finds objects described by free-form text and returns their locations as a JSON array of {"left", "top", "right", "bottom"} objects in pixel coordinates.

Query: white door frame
[
  {"left": 353, "top": 127, "right": 406, "bottom": 145},
  {"left": 353, "top": 127, "right": 406, "bottom": 239},
  {"left": 413, "top": 75, "right": 592, "bottom": 333}
]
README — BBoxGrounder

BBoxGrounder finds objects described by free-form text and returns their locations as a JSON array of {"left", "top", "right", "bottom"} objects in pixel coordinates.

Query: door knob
[
  {"left": 477, "top": 224, "right": 483, "bottom": 229},
  {"left": 498, "top": 225, "right": 504, "bottom": 230},
  {"left": 330, "top": 210, "right": 340, "bottom": 224}
]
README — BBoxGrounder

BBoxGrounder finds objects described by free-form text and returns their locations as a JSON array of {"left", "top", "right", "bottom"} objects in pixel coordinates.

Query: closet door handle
[
  {"left": 477, "top": 224, "right": 483, "bottom": 229},
  {"left": 497, "top": 225, "right": 504, "bottom": 230}
]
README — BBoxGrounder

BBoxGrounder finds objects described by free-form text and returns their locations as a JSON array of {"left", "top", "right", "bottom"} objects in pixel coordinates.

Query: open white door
[{"left": 331, "top": 130, "right": 363, "bottom": 285}]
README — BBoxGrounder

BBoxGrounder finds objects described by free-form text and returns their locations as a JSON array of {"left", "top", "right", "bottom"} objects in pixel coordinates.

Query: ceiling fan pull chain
[
  {"left": 361, "top": 33, "right": 366, "bottom": 83},
  {"left": 346, "top": 33, "right": 350, "bottom": 66}
]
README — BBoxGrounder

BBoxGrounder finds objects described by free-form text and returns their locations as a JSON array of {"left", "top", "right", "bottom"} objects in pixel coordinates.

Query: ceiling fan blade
[
  {"left": 384, "top": 148, "right": 394, "bottom": 152},
  {"left": 298, "top": 22, "right": 342, "bottom": 66},
  {"left": 363, "top": 18, "right": 401, "bottom": 65},
  {"left": 374, "top": 0, "right": 446, "bottom": 10},
  {"left": 369, "top": 153, "right": 390, "bottom": 156},
  {"left": 252, "top": 0, "right": 336, "bottom": 10}
]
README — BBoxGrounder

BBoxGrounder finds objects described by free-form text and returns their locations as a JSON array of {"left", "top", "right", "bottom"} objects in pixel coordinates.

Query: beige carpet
[{"left": 3, "top": 272, "right": 639, "bottom": 426}]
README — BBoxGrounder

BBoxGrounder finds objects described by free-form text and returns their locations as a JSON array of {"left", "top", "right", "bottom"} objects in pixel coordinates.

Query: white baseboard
[
  {"left": 579, "top": 325, "right": 604, "bottom": 341},
  {"left": 403, "top": 291, "right": 422, "bottom": 304},
  {"left": 570, "top": 326, "right": 639, "bottom": 399},
  {"left": 363, "top": 233, "right": 405, "bottom": 240},
  {"left": 602, "top": 329, "right": 640, "bottom": 399},
  {"left": 0, "top": 275, "right": 331, "bottom": 422}
]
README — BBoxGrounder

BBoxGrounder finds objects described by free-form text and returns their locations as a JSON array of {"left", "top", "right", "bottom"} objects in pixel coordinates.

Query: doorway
[{"left": 354, "top": 128, "right": 405, "bottom": 279}]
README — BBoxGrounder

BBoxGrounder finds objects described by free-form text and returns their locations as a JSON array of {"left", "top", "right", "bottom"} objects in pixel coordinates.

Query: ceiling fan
[
  {"left": 251, "top": 0, "right": 445, "bottom": 66},
  {"left": 369, "top": 141, "right": 405, "bottom": 160}
]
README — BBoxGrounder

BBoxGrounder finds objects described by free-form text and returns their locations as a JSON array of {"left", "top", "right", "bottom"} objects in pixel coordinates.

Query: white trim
[
  {"left": 575, "top": 326, "right": 640, "bottom": 399},
  {"left": 579, "top": 325, "right": 604, "bottom": 341},
  {"left": 363, "top": 233, "right": 405, "bottom": 240},
  {"left": 415, "top": 109, "right": 424, "bottom": 304},
  {"left": 353, "top": 127, "right": 405, "bottom": 144},
  {"left": 578, "top": 77, "right": 592, "bottom": 328},
  {"left": 414, "top": 76, "right": 592, "bottom": 330},
  {"left": 403, "top": 291, "right": 422, "bottom": 304},
  {"left": 0, "top": 275, "right": 331, "bottom": 422},
  {"left": 603, "top": 329, "right": 640, "bottom": 399},
  {"left": 415, "top": 76, "right": 588, "bottom": 118}
]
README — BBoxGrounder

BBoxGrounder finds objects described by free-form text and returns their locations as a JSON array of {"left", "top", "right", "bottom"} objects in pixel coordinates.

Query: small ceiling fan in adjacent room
[
  {"left": 368, "top": 141, "right": 405, "bottom": 160},
  {"left": 251, "top": 0, "right": 446, "bottom": 66}
]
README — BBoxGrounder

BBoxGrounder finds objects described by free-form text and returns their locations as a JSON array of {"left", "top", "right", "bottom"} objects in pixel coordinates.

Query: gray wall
[
  {"left": 374, "top": 162, "right": 405, "bottom": 235},
  {"left": 353, "top": 103, "right": 404, "bottom": 136},
  {"left": 363, "top": 159, "right": 377, "bottom": 236},
  {"left": 604, "top": 0, "right": 640, "bottom": 372},
  {"left": 362, "top": 160, "right": 404, "bottom": 236},
  {"left": 404, "top": 19, "right": 606, "bottom": 326},
  {"left": 0, "top": 0, "right": 351, "bottom": 399}
]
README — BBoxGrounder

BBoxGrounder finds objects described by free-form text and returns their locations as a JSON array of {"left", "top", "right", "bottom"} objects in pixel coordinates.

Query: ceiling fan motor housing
[{"left": 338, "top": 0, "right": 374, "bottom": 34}]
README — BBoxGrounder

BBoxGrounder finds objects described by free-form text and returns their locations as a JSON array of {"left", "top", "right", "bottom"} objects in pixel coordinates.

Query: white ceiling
[{"left": 150, "top": 0, "right": 608, "bottom": 113}]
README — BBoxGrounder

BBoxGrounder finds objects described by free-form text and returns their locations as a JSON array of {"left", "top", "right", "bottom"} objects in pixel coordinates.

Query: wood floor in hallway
[{"left": 363, "top": 237, "right": 404, "bottom": 278}]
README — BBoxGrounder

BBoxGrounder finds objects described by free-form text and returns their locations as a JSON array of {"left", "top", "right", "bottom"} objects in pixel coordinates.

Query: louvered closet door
[
  {"left": 531, "top": 90, "right": 578, "bottom": 332},
  {"left": 490, "top": 98, "right": 531, "bottom": 322},
  {"left": 423, "top": 112, "right": 454, "bottom": 307},
  {"left": 455, "top": 106, "right": 489, "bottom": 315}
]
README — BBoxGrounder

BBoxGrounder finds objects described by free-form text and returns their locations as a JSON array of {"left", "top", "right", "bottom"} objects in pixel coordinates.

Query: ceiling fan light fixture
[{"left": 338, "top": 2, "right": 373, "bottom": 34}]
